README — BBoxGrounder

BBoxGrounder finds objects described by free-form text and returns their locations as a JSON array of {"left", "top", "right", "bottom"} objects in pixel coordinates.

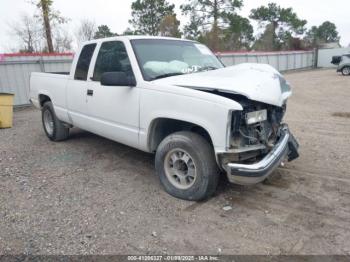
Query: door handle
[{"left": 87, "top": 89, "right": 94, "bottom": 96}]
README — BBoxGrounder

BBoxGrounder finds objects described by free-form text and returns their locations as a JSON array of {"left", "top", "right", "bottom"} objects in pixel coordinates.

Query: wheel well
[
  {"left": 148, "top": 118, "right": 213, "bottom": 152},
  {"left": 39, "top": 94, "right": 51, "bottom": 107}
]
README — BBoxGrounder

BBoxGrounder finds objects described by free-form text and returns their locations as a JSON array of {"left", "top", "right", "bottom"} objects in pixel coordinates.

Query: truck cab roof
[{"left": 81, "top": 36, "right": 195, "bottom": 46}]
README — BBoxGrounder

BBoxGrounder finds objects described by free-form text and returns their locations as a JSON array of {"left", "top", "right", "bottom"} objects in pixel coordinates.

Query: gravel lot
[{"left": 1, "top": 69, "right": 350, "bottom": 255}]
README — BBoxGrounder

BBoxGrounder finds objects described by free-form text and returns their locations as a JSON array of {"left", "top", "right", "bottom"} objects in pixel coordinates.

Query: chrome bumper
[{"left": 223, "top": 127, "right": 299, "bottom": 185}]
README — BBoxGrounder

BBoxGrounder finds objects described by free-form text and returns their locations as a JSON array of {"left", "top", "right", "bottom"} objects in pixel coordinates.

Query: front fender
[{"left": 138, "top": 87, "right": 242, "bottom": 153}]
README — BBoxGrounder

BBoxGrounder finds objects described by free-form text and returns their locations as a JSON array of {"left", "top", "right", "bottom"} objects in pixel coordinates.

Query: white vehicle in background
[
  {"left": 331, "top": 54, "right": 350, "bottom": 75},
  {"left": 30, "top": 36, "right": 299, "bottom": 201}
]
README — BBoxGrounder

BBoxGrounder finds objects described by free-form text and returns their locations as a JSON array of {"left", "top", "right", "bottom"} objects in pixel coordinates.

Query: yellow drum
[{"left": 0, "top": 93, "right": 14, "bottom": 128}]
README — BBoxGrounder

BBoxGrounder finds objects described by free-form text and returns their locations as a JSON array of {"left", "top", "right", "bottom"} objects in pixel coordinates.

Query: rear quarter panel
[{"left": 30, "top": 72, "right": 70, "bottom": 122}]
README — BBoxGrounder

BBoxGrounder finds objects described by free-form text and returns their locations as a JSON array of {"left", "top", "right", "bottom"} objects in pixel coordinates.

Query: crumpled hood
[{"left": 153, "top": 63, "right": 291, "bottom": 107}]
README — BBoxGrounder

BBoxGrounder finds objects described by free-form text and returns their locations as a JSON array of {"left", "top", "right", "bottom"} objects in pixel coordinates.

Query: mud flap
[{"left": 288, "top": 133, "right": 299, "bottom": 161}]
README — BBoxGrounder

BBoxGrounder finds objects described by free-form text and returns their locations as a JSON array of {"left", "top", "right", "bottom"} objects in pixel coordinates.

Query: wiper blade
[{"left": 151, "top": 72, "right": 184, "bottom": 80}]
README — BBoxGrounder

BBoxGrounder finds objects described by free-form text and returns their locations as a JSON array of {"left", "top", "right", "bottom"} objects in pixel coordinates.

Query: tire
[
  {"left": 155, "top": 131, "right": 219, "bottom": 201},
  {"left": 341, "top": 66, "right": 350, "bottom": 76},
  {"left": 41, "top": 101, "right": 69, "bottom": 141}
]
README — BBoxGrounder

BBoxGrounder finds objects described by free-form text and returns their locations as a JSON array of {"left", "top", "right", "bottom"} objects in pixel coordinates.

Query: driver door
[{"left": 86, "top": 40, "right": 139, "bottom": 148}]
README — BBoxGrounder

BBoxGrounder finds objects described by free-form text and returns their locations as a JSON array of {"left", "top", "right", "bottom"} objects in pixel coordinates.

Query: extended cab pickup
[{"left": 30, "top": 36, "right": 299, "bottom": 201}]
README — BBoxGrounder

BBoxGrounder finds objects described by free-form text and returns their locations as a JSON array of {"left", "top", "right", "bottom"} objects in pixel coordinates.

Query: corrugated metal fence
[
  {"left": 0, "top": 50, "right": 315, "bottom": 106},
  {"left": 217, "top": 50, "right": 315, "bottom": 71},
  {"left": 0, "top": 53, "right": 73, "bottom": 106}
]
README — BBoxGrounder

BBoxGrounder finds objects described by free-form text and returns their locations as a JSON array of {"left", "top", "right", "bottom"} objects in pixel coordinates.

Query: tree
[
  {"left": 53, "top": 28, "right": 72, "bottom": 52},
  {"left": 32, "top": 0, "right": 68, "bottom": 52},
  {"left": 181, "top": 0, "right": 243, "bottom": 50},
  {"left": 76, "top": 19, "right": 97, "bottom": 43},
  {"left": 223, "top": 14, "right": 254, "bottom": 50},
  {"left": 304, "top": 26, "right": 319, "bottom": 47},
  {"left": 317, "top": 22, "right": 340, "bottom": 43},
  {"left": 252, "top": 23, "right": 275, "bottom": 50},
  {"left": 94, "top": 25, "right": 117, "bottom": 39},
  {"left": 304, "top": 21, "right": 340, "bottom": 47},
  {"left": 123, "top": 28, "right": 138, "bottom": 35},
  {"left": 9, "top": 14, "right": 43, "bottom": 53},
  {"left": 159, "top": 14, "right": 181, "bottom": 38},
  {"left": 129, "top": 0, "right": 175, "bottom": 36},
  {"left": 10, "top": 12, "right": 71, "bottom": 53},
  {"left": 277, "top": 30, "right": 305, "bottom": 50},
  {"left": 183, "top": 11, "right": 203, "bottom": 40},
  {"left": 250, "top": 2, "right": 307, "bottom": 50},
  {"left": 39, "top": 0, "right": 53, "bottom": 52}
]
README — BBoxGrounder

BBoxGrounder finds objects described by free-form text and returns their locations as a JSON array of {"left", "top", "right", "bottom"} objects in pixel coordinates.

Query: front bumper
[{"left": 223, "top": 126, "right": 299, "bottom": 185}]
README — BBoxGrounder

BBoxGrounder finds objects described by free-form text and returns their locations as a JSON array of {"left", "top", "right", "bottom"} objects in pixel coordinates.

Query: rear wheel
[
  {"left": 155, "top": 131, "right": 219, "bottom": 201},
  {"left": 42, "top": 101, "right": 69, "bottom": 141},
  {"left": 341, "top": 66, "right": 350, "bottom": 76}
]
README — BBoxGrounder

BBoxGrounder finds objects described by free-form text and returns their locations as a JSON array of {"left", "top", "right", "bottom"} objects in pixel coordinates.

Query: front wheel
[
  {"left": 341, "top": 66, "right": 350, "bottom": 76},
  {"left": 42, "top": 101, "right": 69, "bottom": 141},
  {"left": 155, "top": 131, "right": 219, "bottom": 201}
]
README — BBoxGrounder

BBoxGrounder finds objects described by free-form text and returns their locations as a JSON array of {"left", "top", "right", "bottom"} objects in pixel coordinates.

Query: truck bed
[{"left": 29, "top": 72, "right": 70, "bottom": 119}]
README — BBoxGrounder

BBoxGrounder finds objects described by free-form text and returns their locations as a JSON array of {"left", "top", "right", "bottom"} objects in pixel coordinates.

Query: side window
[
  {"left": 74, "top": 44, "right": 96, "bottom": 80},
  {"left": 93, "top": 41, "right": 134, "bottom": 82}
]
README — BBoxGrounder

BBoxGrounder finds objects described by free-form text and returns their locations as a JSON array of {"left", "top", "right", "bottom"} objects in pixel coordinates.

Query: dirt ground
[{"left": 0, "top": 69, "right": 350, "bottom": 255}]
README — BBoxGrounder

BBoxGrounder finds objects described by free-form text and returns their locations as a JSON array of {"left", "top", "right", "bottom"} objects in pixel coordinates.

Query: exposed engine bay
[
  {"left": 230, "top": 95, "right": 286, "bottom": 148},
  {"left": 204, "top": 91, "right": 287, "bottom": 164}
]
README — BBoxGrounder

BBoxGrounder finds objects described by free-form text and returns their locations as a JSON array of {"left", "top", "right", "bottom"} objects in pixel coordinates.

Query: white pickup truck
[{"left": 30, "top": 36, "right": 299, "bottom": 201}]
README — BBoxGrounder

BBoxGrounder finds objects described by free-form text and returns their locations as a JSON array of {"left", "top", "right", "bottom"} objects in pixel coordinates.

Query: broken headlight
[
  {"left": 279, "top": 75, "right": 291, "bottom": 93},
  {"left": 245, "top": 109, "right": 267, "bottom": 125}
]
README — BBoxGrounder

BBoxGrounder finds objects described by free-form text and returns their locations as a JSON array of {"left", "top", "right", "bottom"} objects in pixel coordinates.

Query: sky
[{"left": 0, "top": 0, "right": 349, "bottom": 52}]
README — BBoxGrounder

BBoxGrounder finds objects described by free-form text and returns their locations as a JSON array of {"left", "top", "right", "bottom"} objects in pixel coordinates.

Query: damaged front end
[
  {"left": 154, "top": 62, "right": 300, "bottom": 185},
  {"left": 219, "top": 95, "right": 299, "bottom": 185}
]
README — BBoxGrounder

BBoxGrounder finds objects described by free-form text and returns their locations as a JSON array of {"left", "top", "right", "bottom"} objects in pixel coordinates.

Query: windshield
[{"left": 131, "top": 39, "right": 224, "bottom": 81}]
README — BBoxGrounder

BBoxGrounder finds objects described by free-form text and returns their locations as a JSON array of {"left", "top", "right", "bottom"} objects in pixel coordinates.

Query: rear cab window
[{"left": 74, "top": 43, "right": 97, "bottom": 80}]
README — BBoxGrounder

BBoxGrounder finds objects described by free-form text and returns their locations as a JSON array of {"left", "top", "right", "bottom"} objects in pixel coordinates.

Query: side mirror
[{"left": 100, "top": 72, "right": 136, "bottom": 87}]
